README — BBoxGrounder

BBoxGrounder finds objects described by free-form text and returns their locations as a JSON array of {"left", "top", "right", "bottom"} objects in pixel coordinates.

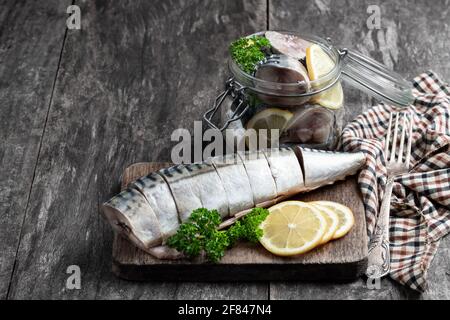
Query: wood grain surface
[
  {"left": 5, "top": 0, "right": 268, "bottom": 300},
  {"left": 1, "top": 0, "right": 449, "bottom": 299},
  {"left": 0, "top": 0, "right": 72, "bottom": 299},
  {"left": 113, "top": 162, "right": 367, "bottom": 281}
]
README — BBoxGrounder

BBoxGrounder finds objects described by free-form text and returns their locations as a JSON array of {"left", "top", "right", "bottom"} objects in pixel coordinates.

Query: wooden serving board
[{"left": 112, "top": 162, "right": 368, "bottom": 282}]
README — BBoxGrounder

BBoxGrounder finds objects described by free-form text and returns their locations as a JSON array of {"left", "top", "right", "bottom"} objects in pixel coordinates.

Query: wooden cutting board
[{"left": 112, "top": 162, "right": 368, "bottom": 282}]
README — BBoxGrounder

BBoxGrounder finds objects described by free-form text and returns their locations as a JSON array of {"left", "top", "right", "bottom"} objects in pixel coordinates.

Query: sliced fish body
[
  {"left": 295, "top": 147, "right": 366, "bottom": 191},
  {"left": 263, "top": 147, "right": 304, "bottom": 197},
  {"left": 237, "top": 150, "right": 277, "bottom": 206},
  {"left": 101, "top": 147, "right": 367, "bottom": 260},
  {"left": 158, "top": 165, "right": 203, "bottom": 223},
  {"left": 185, "top": 162, "right": 229, "bottom": 218},
  {"left": 132, "top": 173, "right": 179, "bottom": 241},
  {"left": 101, "top": 188, "right": 162, "bottom": 250},
  {"left": 211, "top": 154, "right": 254, "bottom": 216}
]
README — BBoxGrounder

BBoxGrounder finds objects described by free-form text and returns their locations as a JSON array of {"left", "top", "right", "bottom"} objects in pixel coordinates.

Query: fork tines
[{"left": 384, "top": 111, "right": 413, "bottom": 168}]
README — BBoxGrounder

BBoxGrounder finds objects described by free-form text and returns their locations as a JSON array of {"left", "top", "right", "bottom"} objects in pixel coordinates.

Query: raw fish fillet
[
  {"left": 210, "top": 154, "right": 254, "bottom": 216},
  {"left": 237, "top": 150, "right": 277, "bottom": 206},
  {"left": 158, "top": 165, "right": 203, "bottom": 222},
  {"left": 132, "top": 172, "right": 179, "bottom": 241}
]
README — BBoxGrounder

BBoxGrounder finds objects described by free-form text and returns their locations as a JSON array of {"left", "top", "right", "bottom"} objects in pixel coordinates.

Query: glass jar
[{"left": 204, "top": 31, "right": 414, "bottom": 150}]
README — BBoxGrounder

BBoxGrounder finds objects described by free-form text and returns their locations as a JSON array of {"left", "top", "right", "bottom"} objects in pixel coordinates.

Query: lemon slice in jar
[
  {"left": 306, "top": 44, "right": 344, "bottom": 110},
  {"left": 312, "top": 82, "right": 344, "bottom": 110},
  {"left": 259, "top": 201, "right": 326, "bottom": 256},
  {"left": 246, "top": 108, "right": 293, "bottom": 147}
]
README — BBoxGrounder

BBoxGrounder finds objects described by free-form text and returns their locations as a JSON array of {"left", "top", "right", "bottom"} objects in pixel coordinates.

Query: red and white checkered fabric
[{"left": 341, "top": 71, "right": 450, "bottom": 292}]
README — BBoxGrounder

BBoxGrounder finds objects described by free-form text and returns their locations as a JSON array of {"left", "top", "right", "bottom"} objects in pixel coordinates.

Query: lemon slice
[
  {"left": 306, "top": 44, "right": 336, "bottom": 81},
  {"left": 311, "top": 204, "right": 339, "bottom": 244},
  {"left": 246, "top": 108, "right": 293, "bottom": 147},
  {"left": 312, "top": 82, "right": 344, "bottom": 110},
  {"left": 311, "top": 201, "right": 354, "bottom": 239},
  {"left": 259, "top": 201, "right": 326, "bottom": 256},
  {"left": 306, "top": 44, "right": 344, "bottom": 109}
]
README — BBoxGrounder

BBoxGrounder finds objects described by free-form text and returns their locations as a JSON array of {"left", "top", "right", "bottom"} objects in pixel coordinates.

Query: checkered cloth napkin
[{"left": 340, "top": 71, "right": 450, "bottom": 292}]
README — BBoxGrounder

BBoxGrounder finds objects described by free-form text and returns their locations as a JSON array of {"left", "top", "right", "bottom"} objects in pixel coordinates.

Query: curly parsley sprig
[
  {"left": 167, "top": 207, "right": 270, "bottom": 263},
  {"left": 229, "top": 36, "right": 271, "bottom": 74},
  {"left": 227, "top": 208, "right": 269, "bottom": 245}
]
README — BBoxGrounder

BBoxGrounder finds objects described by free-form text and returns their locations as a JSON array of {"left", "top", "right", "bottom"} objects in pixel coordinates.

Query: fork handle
[{"left": 366, "top": 177, "right": 393, "bottom": 279}]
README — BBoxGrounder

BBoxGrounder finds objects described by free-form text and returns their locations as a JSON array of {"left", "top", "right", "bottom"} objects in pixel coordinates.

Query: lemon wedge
[
  {"left": 311, "top": 201, "right": 354, "bottom": 239},
  {"left": 306, "top": 44, "right": 344, "bottom": 109},
  {"left": 312, "top": 204, "right": 339, "bottom": 244},
  {"left": 259, "top": 201, "right": 326, "bottom": 256},
  {"left": 246, "top": 108, "right": 293, "bottom": 147}
]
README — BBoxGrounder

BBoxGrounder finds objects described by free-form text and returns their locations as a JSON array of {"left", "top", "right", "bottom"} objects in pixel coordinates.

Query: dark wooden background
[{"left": 1, "top": 0, "right": 449, "bottom": 299}]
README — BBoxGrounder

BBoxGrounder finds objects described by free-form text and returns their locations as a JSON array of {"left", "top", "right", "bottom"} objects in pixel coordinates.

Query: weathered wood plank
[
  {"left": 7, "top": 0, "right": 268, "bottom": 299},
  {"left": 269, "top": 0, "right": 450, "bottom": 299},
  {"left": 0, "top": 0, "right": 71, "bottom": 299}
]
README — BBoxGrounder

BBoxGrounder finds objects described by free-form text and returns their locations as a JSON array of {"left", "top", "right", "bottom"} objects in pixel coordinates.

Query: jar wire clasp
[{"left": 203, "top": 78, "right": 249, "bottom": 132}]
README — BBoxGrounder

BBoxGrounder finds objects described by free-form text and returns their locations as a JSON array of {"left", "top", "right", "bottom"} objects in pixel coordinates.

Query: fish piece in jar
[
  {"left": 280, "top": 105, "right": 334, "bottom": 145},
  {"left": 265, "top": 31, "right": 311, "bottom": 60},
  {"left": 254, "top": 54, "right": 311, "bottom": 106}
]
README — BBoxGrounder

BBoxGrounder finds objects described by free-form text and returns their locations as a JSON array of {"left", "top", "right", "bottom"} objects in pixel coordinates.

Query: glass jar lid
[{"left": 339, "top": 47, "right": 414, "bottom": 107}]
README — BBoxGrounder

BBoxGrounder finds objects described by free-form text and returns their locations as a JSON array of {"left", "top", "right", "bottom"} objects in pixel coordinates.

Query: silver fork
[{"left": 366, "top": 111, "right": 413, "bottom": 279}]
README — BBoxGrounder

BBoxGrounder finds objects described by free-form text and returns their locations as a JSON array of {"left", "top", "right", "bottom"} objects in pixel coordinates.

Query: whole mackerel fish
[{"left": 101, "top": 147, "right": 365, "bottom": 259}]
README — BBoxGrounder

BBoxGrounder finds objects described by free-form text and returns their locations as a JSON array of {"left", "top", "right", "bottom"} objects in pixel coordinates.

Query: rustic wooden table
[{"left": 1, "top": 0, "right": 449, "bottom": 300}]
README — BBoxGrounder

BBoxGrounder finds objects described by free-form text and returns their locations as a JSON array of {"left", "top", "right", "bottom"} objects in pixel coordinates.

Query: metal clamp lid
[
  {"left": 339, "top": 47, "right": 414, "bottom": 107},
  {"left": 203, "top": 78, "right": 249, "bottom": 131}
]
